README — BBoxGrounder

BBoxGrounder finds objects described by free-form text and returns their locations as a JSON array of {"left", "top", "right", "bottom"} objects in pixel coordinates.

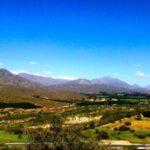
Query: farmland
[{"left": 0, "top": 92, "right": 149, "bottom": 149}]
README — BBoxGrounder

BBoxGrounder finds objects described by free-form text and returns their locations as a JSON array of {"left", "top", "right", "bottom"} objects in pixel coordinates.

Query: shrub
[
  {"left": 95, "top": 129, "right": 109, "bottom": 140},
  {"left": 134, "top": 132, "right": 150, "bottom": 139},
  {"left": 6, "top": 124, "right": 24, "bottom": 135},
  {"left": 142, "top": 111, "right": 150, "bottom": 118},
  {"left": 124, "top": 121, "right": 131, "bottom": 126},
  {"left": 126, "top": 145, "right": 137, "bottom": 150},
  {"left": 88, "top": 121, "right": 96, "bottom": 129},
  {"left": 117, "top": 125, "right": 130, "bottom": 131},
  {"left": 27, "top": 125, "right": 101, "bottom": 150}
]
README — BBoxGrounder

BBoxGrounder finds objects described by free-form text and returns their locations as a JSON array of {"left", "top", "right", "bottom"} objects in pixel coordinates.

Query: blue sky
[{"left": 0, "top": 0, "right": 150, "bottom": 85}]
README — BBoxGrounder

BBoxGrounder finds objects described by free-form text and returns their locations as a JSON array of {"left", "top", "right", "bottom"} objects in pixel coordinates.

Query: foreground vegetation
[{"left": 0, "top": 92, "right": 149, "bottom": 149}]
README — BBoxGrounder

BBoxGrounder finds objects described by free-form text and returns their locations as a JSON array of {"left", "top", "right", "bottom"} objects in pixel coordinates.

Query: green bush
[
  {"left": 134, "top": 132, "right": 150, "bottom": 139},
  {"left": 95, "top": 129, "right": 109, "bottom": 140}
]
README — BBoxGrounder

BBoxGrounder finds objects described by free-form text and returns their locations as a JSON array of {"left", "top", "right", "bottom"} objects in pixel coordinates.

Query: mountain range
[
  {"left": 0, "top": 68, "right": 149, "bottom": 93},
  {"left": 18, "top": 73, "right": 134, "bottom": 88},
  {"left": 18, "top": 72, "right": 148, "bottom": 93}
]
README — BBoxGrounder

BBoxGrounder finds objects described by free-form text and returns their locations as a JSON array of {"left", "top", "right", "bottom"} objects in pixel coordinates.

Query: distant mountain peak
[
  {"left": 0, "top": 68, "right": 12, "bottom": 74},
  {"left": 0, "top": 68, "right": 37, "bottom": 87},
  {"left": 0, "top": 68, "right": 15, "bottom": 78},
  {"left": 91, "top": 76, "right": 131, "bottom": 89}
]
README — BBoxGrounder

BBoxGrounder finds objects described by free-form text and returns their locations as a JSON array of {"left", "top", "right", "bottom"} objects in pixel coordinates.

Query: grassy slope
[
  {"left": 0, "top": 85, "right": 86, "bottom": 107},
  {"left": 0, "top": 130, "right": 28, "bottom": 143}
]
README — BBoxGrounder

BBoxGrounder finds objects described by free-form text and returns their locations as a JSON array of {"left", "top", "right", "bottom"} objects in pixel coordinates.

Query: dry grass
[{"left": 131, "top": 120, "right": 150, "bottom": 131}]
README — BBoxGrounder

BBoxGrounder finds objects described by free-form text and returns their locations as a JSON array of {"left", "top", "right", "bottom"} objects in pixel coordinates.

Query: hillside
[
  {"left": 0, "top": 69, "right": 86, "bottom": 106},
  {"left": 0, "top": 69, "right": 40, "bottom": 88},
  {"left": 47, "top": 83, "right": 139, "bottom": 93},
  {"left": 0, "top": 84, "right": 86, "bottom": 106}
]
